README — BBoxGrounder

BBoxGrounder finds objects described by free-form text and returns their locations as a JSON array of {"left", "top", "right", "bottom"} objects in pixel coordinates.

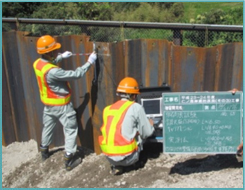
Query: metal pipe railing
[{"left": 2, "top": 17, "right": 243, "bottom": 32}]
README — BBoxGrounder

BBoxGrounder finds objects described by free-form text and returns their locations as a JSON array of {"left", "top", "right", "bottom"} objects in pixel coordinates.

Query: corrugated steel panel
[
  {"left": 217, "top": 43, "right": 243, "bottom": 91},
  {"left": 2, "top": 50, "right": 17, "bottom": 145},
  {"left": 2, "top": 32, "right": 243, "bottom": 154},
  {"left": 2, "top": 31, "right": 30, "bottom": 143},
  {"left": 171, "top": 45, "right": 207, "bottom": 92},
  {"left": 231, "top": 43, "right": 243, "bottom": 91},
  {"left": 203, "top": 47, "right": 217, "bottom": 91}
]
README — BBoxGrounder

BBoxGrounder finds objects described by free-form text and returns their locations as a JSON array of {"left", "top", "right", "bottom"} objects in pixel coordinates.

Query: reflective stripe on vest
[
  {"left": 99, "top": 100, "right": 138, "bottom": 156},
  {"left": 33, "top": 58, "right": 71, "bottom": 106}
]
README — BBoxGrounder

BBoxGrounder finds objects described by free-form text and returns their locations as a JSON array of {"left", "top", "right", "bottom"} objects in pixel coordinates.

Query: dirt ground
[{"left": 2, "top": 139, "right": 244, "bottom": 188}]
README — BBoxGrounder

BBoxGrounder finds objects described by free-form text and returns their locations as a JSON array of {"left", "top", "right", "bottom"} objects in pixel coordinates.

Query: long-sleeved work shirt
[
  {"left": 41, "top": 57, "right": 92, "bottom": 114},
  {"left": 107, "top": 98, "right": 155, "bottom": 163},
  {"left": 43, "top": 58, "right": 92, "bottom": 96}
]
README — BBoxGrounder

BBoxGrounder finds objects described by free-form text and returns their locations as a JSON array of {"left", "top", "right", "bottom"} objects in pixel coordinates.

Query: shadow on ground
[{"left": 170, "top": 154, "right": 243, "bottom": 175}]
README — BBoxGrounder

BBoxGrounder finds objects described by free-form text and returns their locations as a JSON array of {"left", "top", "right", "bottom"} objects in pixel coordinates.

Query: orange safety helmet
[
  {"left": 36, "top": 35, "right": 61, "bottom": 54},
  {"left": 117, "top": 77, "right": 140, "bottom": 94}
]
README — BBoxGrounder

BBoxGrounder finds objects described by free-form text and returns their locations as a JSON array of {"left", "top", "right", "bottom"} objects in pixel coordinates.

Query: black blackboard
[{"left": 162, "top": 92, "right": 243, "bottom": 154}]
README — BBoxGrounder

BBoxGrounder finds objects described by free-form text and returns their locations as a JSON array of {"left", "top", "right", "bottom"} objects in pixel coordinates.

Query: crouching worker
[
  {"left": 33, "top": 35, "right": 97, "bottom": 171},
  {"left": 99, "top": 77, "right": 155, "bottom": 175}
]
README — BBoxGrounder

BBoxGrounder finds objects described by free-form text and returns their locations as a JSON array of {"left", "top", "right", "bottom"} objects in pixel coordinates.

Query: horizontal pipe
[{"left": 2, "top": 17, "right": 243, "bottom": 32}]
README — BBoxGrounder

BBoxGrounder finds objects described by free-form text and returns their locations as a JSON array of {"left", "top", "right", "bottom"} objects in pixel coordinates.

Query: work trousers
[
  {"left": 105, "top": 136, "right": 146, "bottom": 167},
  {"left": 41, "top": 102, "right": 78, "bottom": 154},
  {"left": 106, "top": 150, "right": 140, "bottom": 167}
]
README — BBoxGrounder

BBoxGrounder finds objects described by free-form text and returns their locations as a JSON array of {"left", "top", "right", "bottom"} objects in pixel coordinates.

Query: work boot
[
  {"left": 64, "top": 152, "right": 81, "bottom": 171},
  {"left": 110, "top": 165, "right": 124, "bottom": 175},
  {"left": 40, "top": 145, "right": 49, "bottom": 161}
]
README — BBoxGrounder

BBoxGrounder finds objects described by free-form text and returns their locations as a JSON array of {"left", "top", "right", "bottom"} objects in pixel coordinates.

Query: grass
[{"left": 183, "top": 2, "right": 243, "bottom": 22}]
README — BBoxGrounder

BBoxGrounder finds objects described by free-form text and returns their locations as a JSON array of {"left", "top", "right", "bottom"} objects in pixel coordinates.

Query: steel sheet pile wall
[
  {"left": 2, "top": 32, "right": 243, "bottom": 153},
  {"left": 170, "top": 43, "right": 243, "bottom": 92}
]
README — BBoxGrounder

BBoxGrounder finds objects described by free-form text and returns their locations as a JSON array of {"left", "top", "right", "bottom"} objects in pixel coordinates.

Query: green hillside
[{"left": 183, "top": 2, "right": 243, "bottom": 22}]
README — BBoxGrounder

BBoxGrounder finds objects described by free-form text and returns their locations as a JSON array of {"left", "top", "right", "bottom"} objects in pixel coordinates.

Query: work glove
[
  {"left": 61, "top": 51, "right": 72, "bottom": 59},
  {"left": 87, "top": 52, "right": 97, "bottom": 65}
]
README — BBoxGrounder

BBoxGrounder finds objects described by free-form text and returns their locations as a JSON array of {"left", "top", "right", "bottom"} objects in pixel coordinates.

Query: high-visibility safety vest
[
  {"left": 33, "top": 58, "right": 71, "bottom": 106},
  {"left": 99, "top": 100, "right": 138, "bottom": 156}
]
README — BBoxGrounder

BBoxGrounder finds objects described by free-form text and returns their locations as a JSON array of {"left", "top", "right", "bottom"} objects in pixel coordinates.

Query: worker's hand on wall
[
  {"left": 230, "top": 88, "right": 239, "bottom": 95},
  {"left": 61, "top": 51, "right": 72, "bottom": 58},
  {"left": 237, "top": 142, "right": 243, "bottom": 156},
  {"left": 88, "top": 52, "right": 97, "bottom": 65}
]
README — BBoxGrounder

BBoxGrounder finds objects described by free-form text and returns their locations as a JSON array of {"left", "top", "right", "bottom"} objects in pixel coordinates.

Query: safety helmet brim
[
  {"left": 37, "top": 42, "right": 61, "bottom": 54},
  {"left": 117, "top": 88, "right": 140, "bottom": 94}
]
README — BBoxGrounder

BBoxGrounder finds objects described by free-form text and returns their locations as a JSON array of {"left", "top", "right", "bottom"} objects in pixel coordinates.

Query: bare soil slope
[{"left": 2, "top": 140, "right": 243, "bottom": 188}]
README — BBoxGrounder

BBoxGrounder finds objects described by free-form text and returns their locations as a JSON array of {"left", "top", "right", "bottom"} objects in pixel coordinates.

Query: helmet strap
[
  {"left": 129, "top": 94, "right": 137, "bottom": 101},
  {"left": 42, "top": 51, "right": 59, "bottom": 64}
]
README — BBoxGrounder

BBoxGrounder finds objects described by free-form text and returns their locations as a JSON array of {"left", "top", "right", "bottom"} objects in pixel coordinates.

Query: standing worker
[
  {"left": 99, "top": 77, "right": 155, "bottom": 175},
  {"left": 33, "top": 35, "right": 97, "bottom": 171}
]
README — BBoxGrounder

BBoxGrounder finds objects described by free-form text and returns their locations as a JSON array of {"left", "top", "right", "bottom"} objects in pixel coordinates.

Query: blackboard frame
[{"left": 162, "top": 92, "right": 243, "bottom": 154}]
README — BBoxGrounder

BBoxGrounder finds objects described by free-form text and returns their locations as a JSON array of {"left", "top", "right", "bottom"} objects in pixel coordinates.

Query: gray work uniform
[
  {"left": 40, "top": 57, "right": 92, "bottom": 154},
  {"left": 106, "top": 98, "right": 155, "bottom": 167}
]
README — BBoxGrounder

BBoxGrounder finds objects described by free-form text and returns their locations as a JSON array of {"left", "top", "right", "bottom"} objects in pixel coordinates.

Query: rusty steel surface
[
  {"left": 2, "top": 32, "right": 243, "bottom": 154},
  {"left": 2, "top": 52, "right": 16, "bottom": 146}
]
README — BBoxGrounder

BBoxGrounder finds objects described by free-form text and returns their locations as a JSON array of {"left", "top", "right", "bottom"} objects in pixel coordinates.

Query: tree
[
  {"left": 2, "top": 2, "right": 43, "bottom": 32},
  {"left": 14, "top": 2, "right": 113, "bottom": 36},
  {"left": 111, "top": 2, "right": 141, "bottom": 12},
  {"left": 112, "top": 2, "right": 184, "bottom": 23},
  {"left": 2, "top": 2, "right": 242, "bottom": 45},
  {"left": 183, "top": 7, "right": 243, "bottom": 47},
  {"left": 2, "top": 2, "right": 42, "bottom": 17}
]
